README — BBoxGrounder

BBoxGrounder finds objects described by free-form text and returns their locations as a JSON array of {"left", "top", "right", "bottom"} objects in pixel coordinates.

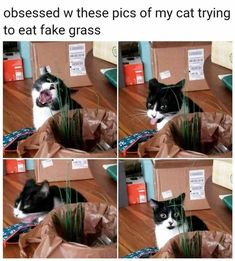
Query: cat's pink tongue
[{"left": 150, "top": 118, "right": 158, "bottom": 125}]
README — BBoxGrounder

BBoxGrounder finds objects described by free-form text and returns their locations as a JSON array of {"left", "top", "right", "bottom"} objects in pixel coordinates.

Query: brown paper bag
[
  {"left": 154, "top": 231, "right": 232, "bottom": 258},
  {"left": 19, "top": 203, "right": 117, "bottom": 258},
  {"left": 138, "top": 112, "right": 232, "bottom": 158},
  {"left": 17, "top": 109, "right": 117, "bottom": 158}
]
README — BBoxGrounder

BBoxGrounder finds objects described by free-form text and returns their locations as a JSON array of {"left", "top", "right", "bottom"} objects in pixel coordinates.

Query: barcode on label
[
  {"left": 69, "top": 43, "right": 86, "bottom": 76},
  {"left": 72, "top": 159, "right": 88, "bottom": 169},
  {"left": 69, "top": 44, "right": 85, "bottom": 52},
  {"left": 189, "top": 169, "right": 205, "bottom": 200},
  {"left": 188, "top": 48, "right": 205, "bottom": 81}
]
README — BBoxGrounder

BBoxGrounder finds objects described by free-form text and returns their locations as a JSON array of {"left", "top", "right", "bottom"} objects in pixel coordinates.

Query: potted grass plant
[{"left": 19, "top": 170, "right": 117, "bottom": 258}]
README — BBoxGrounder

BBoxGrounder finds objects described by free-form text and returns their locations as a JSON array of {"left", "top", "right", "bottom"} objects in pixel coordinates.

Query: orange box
[
  {"left": 126, "top": 177, "right": 147, "bottom": 205},
  {"left": 5, "top": 159, "right": 26, "bottom": 174},
  {"left": 123, "top": 57, "right": 144, "bottom": 86},
  {"left": 3, "top": 52, "right": 24, "bottom": 82}
]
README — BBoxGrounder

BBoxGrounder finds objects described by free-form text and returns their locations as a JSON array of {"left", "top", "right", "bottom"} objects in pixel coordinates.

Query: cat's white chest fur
[
  {"left": 154, "top": 221, "right": 189, "bottom": 249},
  {"left": 33, "top": 105, "right": 58, "bottom": 130}
]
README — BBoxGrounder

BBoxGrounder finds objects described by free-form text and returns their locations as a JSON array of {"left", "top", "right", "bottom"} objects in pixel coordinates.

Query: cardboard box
[
  {"left": 123, "top": 57, "right": 145, "bottom": 86},
  {"left": 154, "top": 160, "right": 213, "bottom": 211},
  {"left": 212, "top": 159, "right": 232, "bottom": 190},
  {"left": 3, "top": 52, "right": 24, "bottom": 82},
  {"left": 126, "top": 177, "right": 147, "bottom": 205},
  {"left": 5, "top": 159, "right": 26, "bottom": 174},
  {"left": 35, "top": 159, "right": 93, "bottom": 182},
  {"left": 31, "top": 42, "right": 93, "bottom": 88},
  {"left": 151, "top": 42, "right": 211, "bottom": 91},
  {"left": 93, "top": 41, "right": 117, "bottom": 64},
  {"left": 211, "top": 41, "right": 232, "bottom": 70}
]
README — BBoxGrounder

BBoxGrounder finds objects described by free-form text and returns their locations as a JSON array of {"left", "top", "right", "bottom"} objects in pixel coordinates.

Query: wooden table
[
  {"left": 205, "top": 176, "right": 232, "bottom": 233},
  {"left": 204, "top": 56, "right": 232, "bottom": 115}
]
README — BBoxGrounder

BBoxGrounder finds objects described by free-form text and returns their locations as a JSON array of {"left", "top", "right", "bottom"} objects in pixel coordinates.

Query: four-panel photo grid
[{"left": 3, "top": 41, "right": 232, "bottom": 258}]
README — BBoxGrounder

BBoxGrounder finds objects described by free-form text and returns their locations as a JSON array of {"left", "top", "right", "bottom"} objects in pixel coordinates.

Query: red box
[
  {"left": 126, "top": 177, "right": 147, "bottom": 205},
  {"left": 3, "top": 52, "right": 24, "bottom": 82},
  {"left": 5, "top": 159, "right": 26, "bottom": 174},
  {"left": 123, "top": 57, "right": 144, "bottom": 86}
]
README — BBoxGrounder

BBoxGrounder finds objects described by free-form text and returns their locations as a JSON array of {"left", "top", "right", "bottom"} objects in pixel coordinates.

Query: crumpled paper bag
[
  {"left": 19, "top": 203, "right": 117, "bottom": 258},
  {"left": 153, "top": 231, "right": 232, "bottom": 258},
  {"left": 138, "top": 113, "right": 232, "bottom": 158},
  {"left": 17, "top": 109, "right": 117, "bottom": 158}
]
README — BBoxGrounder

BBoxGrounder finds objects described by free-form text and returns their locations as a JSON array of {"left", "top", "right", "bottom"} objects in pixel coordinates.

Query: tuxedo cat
[
  {"left": 146, "top": 79, "right": 202, "bottom": 131},
  {"left": 150, "top": 193, "right": 208, "bottom": 249},
  {"left": 14, "top": 179, "right": 87, "bottom": 221},
  {"left": 32, "top": 68, "right": 81, "bottom": 129}
]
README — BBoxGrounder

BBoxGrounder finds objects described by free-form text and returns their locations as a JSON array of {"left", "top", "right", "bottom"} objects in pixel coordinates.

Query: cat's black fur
[
  {"left": 146, "top": 79, "right": 202, "bottom": 130},
  {"left": 14, "top": 179, "right": 87, "bottom": 220},
  {"left": 150, "top": 193, "right": 208, "bottom": 248},
  {"left": 32, "top": 68, "right": 81, "bottom": 129}
]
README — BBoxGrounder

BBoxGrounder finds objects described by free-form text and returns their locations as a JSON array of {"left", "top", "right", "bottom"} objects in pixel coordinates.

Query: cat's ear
[
  {"left": 148, "top": 78, "right": 161, "bottom": 93},
  {"left": 150, "top": 199, "right": 160, "bottom": 210},
  {"left": 40, "top": 66, "right": 49, "bottom": 76},
  {"left": 40, "top": 180, "right": 49, "bottom": 198},
  {"left": 175, "top": 79, "right": 185, "bottom": 89},
  {"left": 176, "top": 193, "right": 185, "bottom": 203},
  {"left": 24, "top": 179, "right": 36, "bottom": 188}
]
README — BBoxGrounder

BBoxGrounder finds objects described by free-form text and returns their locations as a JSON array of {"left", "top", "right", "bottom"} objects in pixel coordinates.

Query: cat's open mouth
[
  {"left": 150, "top": 117, "right": 164, "bottom": 126},
  {"left": 38, "top": 90, "right": 53, "bottom": 105}
]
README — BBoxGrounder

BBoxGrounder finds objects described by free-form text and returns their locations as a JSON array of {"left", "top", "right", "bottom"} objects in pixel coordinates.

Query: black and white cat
[
  {"left": 146, "top": 79, "right": 202, "bottom": 131},
  {"left": 32, "top": 68, "right": 81, "bottom": 129},
  {"left": 14, "top": 179, "right": 87, "bottom": 221},
  {"left": 150, "top": 193, "right": 208, "bottom": 249}
]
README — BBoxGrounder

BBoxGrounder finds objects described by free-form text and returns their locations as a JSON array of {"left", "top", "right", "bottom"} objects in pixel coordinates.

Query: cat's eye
[
  {"left": 160, "top": 213, "right": 167, "bottom": 219},
  {"left": 160, "top": 105, "right": 167, "bottom": 110},
  {"left": 174, "top": 212, "right": 180, "bottom": 218}
]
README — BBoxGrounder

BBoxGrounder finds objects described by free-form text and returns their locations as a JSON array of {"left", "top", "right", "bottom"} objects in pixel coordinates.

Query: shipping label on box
[
  {"left": 151, "top": 42, "right": 211, "bottom": 91},
  {"left": 154, "top": 160, "right": 212, "bottom": 211},
  {"left": 69, "top": 43, "right": 86, "bottom": 76},
  {"left": 31, "top": 42, "right": 92, "bottom": 88},
  {"left": 36, "top": 159, "right": 93, "bottom": 182}
]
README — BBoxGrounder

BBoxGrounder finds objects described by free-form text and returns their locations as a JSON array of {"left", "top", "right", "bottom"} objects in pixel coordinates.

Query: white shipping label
[
  {"left": 139, "top": 194, "right": 147, "bottom": 203},
  {"left": 69, "top": 43, "right": 86, "bottom": 76},
  {"left": 188, "top": 49, "right": 205, "bottom": 81},
  {"left": 72, "top": 159, "right": 88, "bottom": 169},
  {"left": 160, "top": 70, "right": 171, "bottom": 80},
  {"left": 17, "top": 163, "right": 25, "bottom": 172},
  {"left": 15, "top": 71, "right": 23, "bottom": 80},
  {"left": 41, "top": 159, "right": 53, "bottom": 168},
  {"left": 162, "top": 190, "right": 173, "bottom": 199},
  {"left": 189, "top": 169, "right": 205, "bottom": 200}
]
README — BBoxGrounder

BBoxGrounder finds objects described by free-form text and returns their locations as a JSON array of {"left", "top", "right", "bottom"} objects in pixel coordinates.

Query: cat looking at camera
[
  {"left": 150, "top": 193, "right": 208, "bottom": 249},
  {"left": 146, "top": 79, "right": 202, "bottom": 131}
]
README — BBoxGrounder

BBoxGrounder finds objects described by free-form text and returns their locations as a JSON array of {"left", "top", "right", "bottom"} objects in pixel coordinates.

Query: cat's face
[
  {"left": 32, "top": 70, "right": 66, "bottom": 111},
  {"left": 150, "top": 193, "right": 186, "bottom": 230},
  {"left": 14, "top": 179, "right": 52, "bottom": 219},
  {"left": 146, "top": 79, "right": 185, "bottom": 125}
]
